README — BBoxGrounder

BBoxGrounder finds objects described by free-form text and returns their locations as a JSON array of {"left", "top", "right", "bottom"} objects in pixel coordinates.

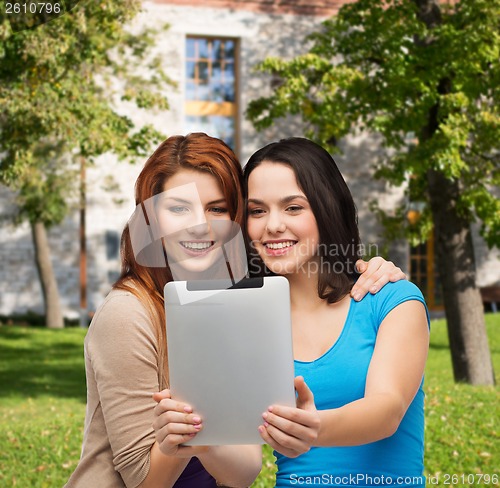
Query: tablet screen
[{"left": 165, "top": 276, "right": 296, "bottom": 445}]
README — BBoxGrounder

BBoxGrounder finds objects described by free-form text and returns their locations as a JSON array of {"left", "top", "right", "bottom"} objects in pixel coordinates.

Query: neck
[{"left": 286, "top": 264, "right": 325, "bottom": 312}]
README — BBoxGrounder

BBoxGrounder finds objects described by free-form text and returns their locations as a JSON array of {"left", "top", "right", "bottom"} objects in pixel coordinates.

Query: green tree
[
  {"left": 0, "top": 1, "right": 172, "bottom": 327},
  {"left": 248, "top": 0, "right": 499, "bottom": 385}
]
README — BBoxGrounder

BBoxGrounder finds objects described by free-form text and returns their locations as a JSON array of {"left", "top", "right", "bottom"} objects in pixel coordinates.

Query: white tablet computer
[{"left": 164, "top": 276, "right": 296, "bottom": 445}]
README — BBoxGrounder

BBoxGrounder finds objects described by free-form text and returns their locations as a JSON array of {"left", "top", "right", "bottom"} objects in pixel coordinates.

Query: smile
[
  {"left": 180, "top": 241, "right": 216, "bottom": 255},
  {"left": 263, "top": 240, "right": 297, "bottom": 256},
  {"left": 265, "top": 241, "right": 297, "bottom": 250}
]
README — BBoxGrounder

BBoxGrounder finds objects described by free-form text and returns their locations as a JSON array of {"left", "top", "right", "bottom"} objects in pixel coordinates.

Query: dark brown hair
[{"left": 244, "top": 137, "right": 360, "bottom": 304}]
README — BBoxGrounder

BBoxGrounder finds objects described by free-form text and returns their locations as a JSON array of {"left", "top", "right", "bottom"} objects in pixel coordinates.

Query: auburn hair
[{"left": 114, "top": 133, "right": 244, "bottom": 388}]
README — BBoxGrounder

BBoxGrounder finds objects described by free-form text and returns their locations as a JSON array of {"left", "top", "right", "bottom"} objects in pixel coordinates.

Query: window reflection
[
  {"left": 186, "top": 115, "right": 235, "bottom": 150},
  {"left": 186, "top": 38, "right": 196, "bottom": 58},
  {"left": 185, "top": 38, "right": 236, "bottom": 103},
  {"left": 185, "top": 37, "right": 237, "bottom": 151}
]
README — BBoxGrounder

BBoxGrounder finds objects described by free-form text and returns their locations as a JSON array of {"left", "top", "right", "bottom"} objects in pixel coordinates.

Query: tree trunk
[
  {"left": 79, "top": 156, "right": 88, "bottom": 328},
  {"left": 427, "top": 170, "right": 495, "bottom": 385},
  {"left": 30, "top": 221, "right": 64, "bottom": 328},
  {"left": 414, "top": 0, "right": 495, "bottom": 385}
]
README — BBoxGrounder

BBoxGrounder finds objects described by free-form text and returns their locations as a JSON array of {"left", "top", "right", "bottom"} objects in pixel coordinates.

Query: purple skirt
[{"left": 173, "top": 457, "right": 217, "bottom": 488}]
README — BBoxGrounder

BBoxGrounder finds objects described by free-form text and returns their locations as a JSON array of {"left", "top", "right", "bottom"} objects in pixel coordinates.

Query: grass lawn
[{"left": 0, "top": 315, "right": 499, "bottom": 487}]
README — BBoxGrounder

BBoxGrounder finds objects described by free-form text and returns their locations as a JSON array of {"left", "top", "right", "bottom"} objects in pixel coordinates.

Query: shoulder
[
  {"left": 86, "top": 289, "right": 157, "bottom": 351},
  {"left": 369, "top": 281, "right": 429, "bottom": 328},
  {"left": 374, "top": 280, "right": 425, "bottom": 302},
  {"left": 98, "top": 288, "right": 147, "bottom": 312},
  {"left": 90, "top": 289, "right": 150, "bottom": 328}
]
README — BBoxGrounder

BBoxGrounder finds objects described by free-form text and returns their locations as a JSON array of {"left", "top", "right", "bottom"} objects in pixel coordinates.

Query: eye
[
  {"left": 247, "top": 207, "right": 265, "bottom": 216},
  {"left": 209, "top": 206, "right": 229, "bottom": 215},
  {"left": 286, "top": 205, "right": 303, "bottom": 213},
  {"left": 168, "top": 205, "right": 189, "bottom": 214}
]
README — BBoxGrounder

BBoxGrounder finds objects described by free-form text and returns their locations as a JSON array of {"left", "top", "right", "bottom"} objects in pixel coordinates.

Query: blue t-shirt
[{"left": 275, "top": 281, "right": 430, "bottom": 488}]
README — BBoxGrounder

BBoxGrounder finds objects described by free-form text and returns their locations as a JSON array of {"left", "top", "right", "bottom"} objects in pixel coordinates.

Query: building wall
[
  {"left": 0, "top": 1, "right": 497, "bottom": 318},
  {"left": 154, "top": 0, "right": 352, "bottom": 16},
  {"left": 0, "top": 160, "right": 141, "bottom": 319},
  {"left": 473, "top": 224, "right": 500, "bottom": 288}
]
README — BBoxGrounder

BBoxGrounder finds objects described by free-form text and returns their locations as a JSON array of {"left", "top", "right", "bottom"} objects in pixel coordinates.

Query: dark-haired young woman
[{"left": 244, "top": 138, "right": 429, "bottom": 488}]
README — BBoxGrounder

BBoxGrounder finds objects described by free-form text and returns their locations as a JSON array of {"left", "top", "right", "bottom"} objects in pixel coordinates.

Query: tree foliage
[
  {"left": 0, "top": 0, "right": 173, "bottom": 225},
  {"left": 0, "top": 0, "right": 174, "bottom": 328},
  {"left": 247, "top": 0, "right": 499, "bottom": 247}
]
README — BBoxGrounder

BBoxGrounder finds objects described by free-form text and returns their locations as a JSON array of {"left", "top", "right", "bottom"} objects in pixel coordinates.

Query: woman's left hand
[
  {"left": 258, "top": 376, "right": 320, "bottom": 458},
  {"left": 152, "top": 389, "right": 208, "bottom": 457},
  {"left": 351, "top": 257, "right": 406, "bottom": 301}
]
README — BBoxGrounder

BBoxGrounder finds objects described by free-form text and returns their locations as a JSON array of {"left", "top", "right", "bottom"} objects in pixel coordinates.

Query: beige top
[{"left": 65, "top": 290, "right": 159, "bottom": 488}]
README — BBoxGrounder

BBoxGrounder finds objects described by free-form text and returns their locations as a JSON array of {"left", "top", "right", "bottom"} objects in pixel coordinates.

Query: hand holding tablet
[{"left": 164, "top": 276, "right": 296, "bottom": 445}]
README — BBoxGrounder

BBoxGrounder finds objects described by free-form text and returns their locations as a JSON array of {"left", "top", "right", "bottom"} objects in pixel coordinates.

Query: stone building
[{"left": 0, "top": 0, "right": 498, "bottom": 320}]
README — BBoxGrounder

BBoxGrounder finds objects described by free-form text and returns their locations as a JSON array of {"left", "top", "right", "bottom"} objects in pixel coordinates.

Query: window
[{"left": 185, "top": 37, "right": 238, "bottom": 153}]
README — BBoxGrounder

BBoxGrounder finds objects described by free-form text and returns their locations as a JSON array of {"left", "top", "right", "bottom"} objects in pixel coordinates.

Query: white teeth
[
  {"left": 181, "top": 241, "right": 213, "bottom": 250},
  {"left": 265, "top": 241, "right": 296, "bottom": 250}
]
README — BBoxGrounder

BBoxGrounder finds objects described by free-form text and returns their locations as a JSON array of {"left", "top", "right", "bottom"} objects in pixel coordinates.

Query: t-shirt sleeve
[
  {"left": 85, "top": 292, "right": 160, "bottom": 487},
  {"left": 371, "top": 281, "right": 430, "bottom": 330}
]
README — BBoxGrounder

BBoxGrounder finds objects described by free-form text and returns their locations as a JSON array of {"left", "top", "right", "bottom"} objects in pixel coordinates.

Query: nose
[
  {"left": 187, "top": 209, "right": 210, "bottom": 237},
  {"left": 265, "top": 210, "right": 286, "bottom": 234}
]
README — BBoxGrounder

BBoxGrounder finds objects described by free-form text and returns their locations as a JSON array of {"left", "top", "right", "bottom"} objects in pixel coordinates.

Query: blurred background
[{"left": 0, "top": 0, "right": 498, "bottom": 486}]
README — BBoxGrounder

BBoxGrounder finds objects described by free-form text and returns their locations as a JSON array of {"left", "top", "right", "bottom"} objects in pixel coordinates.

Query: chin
[
  {"left": 179, "top": 257, "right": 219, "bottom": 274},
  {"left": 172, "top": 253, "right": 230, "bottom": 280},
  {"left": 261, "top": 259, "right": 294, "bottom": 276}
]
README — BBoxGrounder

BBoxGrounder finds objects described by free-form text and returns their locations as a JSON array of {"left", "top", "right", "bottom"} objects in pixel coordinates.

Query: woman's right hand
[
  {"left": 152, "top": 389, "right": 208, "bottom": 457},
  {"left": 258, "top": 376, "right": 320, "bottom": 458}
]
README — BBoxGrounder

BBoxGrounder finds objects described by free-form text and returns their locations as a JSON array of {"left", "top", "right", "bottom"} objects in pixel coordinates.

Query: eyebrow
[
  {"left": 162, "top": 196, "right": 227, "bottom": 206},
  {"left": 162, "top": 196, "right": 191, "bottom": 204},
  {"left": 206, "top": 198, "right": 227, "bottom": 206},
  {"left": 247, "top": 195, "right": 308, "bottom": 205}
]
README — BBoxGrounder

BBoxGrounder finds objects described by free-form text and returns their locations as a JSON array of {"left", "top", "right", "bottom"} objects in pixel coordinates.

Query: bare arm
[
  {"left": 139, "top": 392, "right": 210, "bottom": 488},
  {"left": 316, "top": 300, "right": 429, "bottom": 445},
  {"left": 147, "top": 390, "right": 262, "bottom": 488},
  {"left": 260, "top": 300, "right": 429, "bottom": 454},
  {"left": 137, "top": 443, "right": 191, "bottom": 488},
  {"left": 139, "top": 443, "right": 262, "bottom": 488},
  {"left": 197, "top": 445, "right": 262, "bottom": 488}
]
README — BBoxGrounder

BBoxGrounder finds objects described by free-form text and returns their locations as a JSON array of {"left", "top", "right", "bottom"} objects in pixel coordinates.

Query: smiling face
[
  {"left": 156, "top": 168, "right": 231, "bottom": 276},
  {"left": 246, "top": 161, "right": 320, "bottom": 277}
]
